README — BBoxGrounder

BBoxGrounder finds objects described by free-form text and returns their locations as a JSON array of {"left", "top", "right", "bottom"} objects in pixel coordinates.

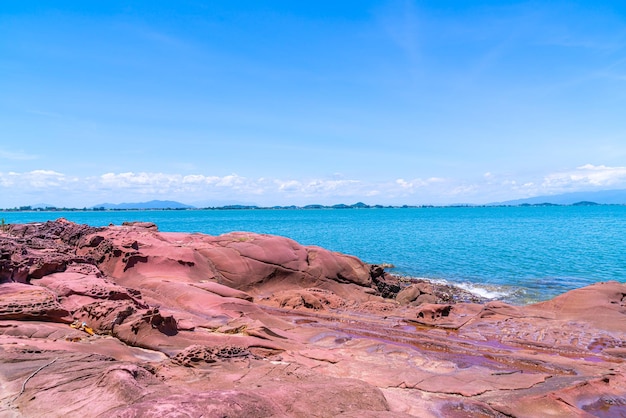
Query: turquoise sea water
[{"left": 3, "top": 206, "right": 625, "bottom": 304}]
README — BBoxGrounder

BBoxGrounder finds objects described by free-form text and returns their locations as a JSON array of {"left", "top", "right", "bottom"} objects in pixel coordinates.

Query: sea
[{"left": 2, "top": 206, "right": 625, "bottom": 305}]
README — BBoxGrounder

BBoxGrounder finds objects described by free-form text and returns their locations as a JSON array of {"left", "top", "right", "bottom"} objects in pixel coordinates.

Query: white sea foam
[
  {"left": 454, "top": 282, "right": 512, "bottom": 300},
  {"left": 407, "top": 276, "right": 519, "bottom": 301}
]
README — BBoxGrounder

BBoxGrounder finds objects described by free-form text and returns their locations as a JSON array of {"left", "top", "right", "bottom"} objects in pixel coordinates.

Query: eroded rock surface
[{"left": 1, "top": 218, "right": 625, "bottom": 417}]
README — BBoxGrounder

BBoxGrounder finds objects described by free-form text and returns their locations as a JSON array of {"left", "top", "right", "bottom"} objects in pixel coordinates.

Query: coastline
[
  {"left": 2, "top": 219, "right": 626, "bottom": 416},
  {"left": 2, "top": 206, "right": 624, "bottom": 305},
  {"left": 375, "top": 272, "right": 491, "bottom": 305}
]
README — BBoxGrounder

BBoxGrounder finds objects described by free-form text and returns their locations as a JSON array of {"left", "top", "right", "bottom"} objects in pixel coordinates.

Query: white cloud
[
  {"left": 541, "top": 164, "right": 626, "bottom": 190},
  {"left": 0, "top": 170, "right": 74, "bottom": 188},
  {"left": 0, "top": 172, "right": 17, "bottom": 187},
  {"left": 27, "top": 170, "right": 68, "bottom": 187},
  {"left": 181, "top": 174, "right": 207, "bottom": 184},
  {"left": 455, "top": 185, "right": 484, "bottom": 197},
  {"left": 216, "top": 175, "right": 246, "bottom": 188},
  {"left": 276, "top": 180, "right": 301, "bottom": 192},
  {"left": 97, "top": 172, "right": 256, "bottom": 195},
  {"left": 99, "top": 172, "right": 177, "bottom": 192},
  {"left": 395, "top": 177, "right": 445, "bottom": 191},
  {"left": 304, "top": 179, "right": 360, "bottom": 193},
  {"left": 273, "top": 178, "right": 362, "bottom": 196},
  {"left": 2, "top": 165, "right": 626, "bottom": 208}
]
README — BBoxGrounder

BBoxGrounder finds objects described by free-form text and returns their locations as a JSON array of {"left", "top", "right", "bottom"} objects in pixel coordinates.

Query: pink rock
[
  {"left": 0, "top": 282, "right": 72, "bottom": 323},
  {"left": 2, "top": 219, "right": 626, "bottom": 417}
]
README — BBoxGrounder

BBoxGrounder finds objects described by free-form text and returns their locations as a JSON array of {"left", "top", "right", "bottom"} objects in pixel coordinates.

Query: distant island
[
  {"left": 2, "top": 189, "right": 626, "bottom": 212},
  {"left": 494, "top": 189, "right": 626, "bottom": 206},
  {"left": 3, "top": 201, "right": 402, "bottom": 212},
  {"left": 92, "top": 200, "right": 195, "bottom": 210}
]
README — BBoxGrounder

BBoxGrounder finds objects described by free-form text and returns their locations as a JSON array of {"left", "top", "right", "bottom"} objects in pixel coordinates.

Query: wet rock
[
  {"left": 121, "top": 221, "right": 158, "bottom": 230},
  {"left": 397, "top": 283, "right": 433, "bottom": 305},
  {"left": 371, "top": 267, "right": 402, "bottom": 298}
]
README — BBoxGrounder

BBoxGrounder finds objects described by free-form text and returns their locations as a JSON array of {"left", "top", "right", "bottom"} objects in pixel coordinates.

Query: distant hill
[
  {"left": 495, "top": 189, "right": 626, "bottom": 206},
  {"left": 92, "top": 200, "right": 195, "bottom": 210}
]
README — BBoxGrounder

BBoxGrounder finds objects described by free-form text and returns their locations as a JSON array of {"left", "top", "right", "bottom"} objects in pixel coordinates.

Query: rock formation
[{"left": 1, "top": 218, "right": 625, "bottom": 417}]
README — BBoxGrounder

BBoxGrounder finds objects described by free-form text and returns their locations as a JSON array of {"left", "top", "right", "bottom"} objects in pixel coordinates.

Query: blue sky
[{"left": 2, "top": 1, "right": 626, "bottom": 207}]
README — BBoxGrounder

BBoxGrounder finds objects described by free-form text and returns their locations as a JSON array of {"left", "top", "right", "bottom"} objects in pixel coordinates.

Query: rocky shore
[{"left": 1, "top": 219, "right": 625, "bottom": 417}]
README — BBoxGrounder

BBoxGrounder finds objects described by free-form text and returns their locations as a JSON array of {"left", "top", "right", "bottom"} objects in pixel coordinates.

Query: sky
[{"left": 2, "top": 1, "right": 626, "bottom": 207}]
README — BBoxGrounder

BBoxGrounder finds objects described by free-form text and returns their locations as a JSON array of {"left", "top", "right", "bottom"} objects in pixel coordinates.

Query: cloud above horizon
[
  {"left": 2, "top": 2, "right": 626, "bottom": 208},
  {"left": 2, "top": 164, "right": 625, "bottom": 208},
  {"left": 542, "top": 164, "right": 626, "bottom": 189}
]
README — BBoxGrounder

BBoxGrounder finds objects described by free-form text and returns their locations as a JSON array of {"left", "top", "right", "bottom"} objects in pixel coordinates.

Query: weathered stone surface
[
  {"left": 0, "top": 282, "right": 71, "bottom": 322},
  {"left": 265, "top": 288, "right": 348, "bottom": 310},
  {"left": 1, "top": 219, "right": 626, "bottom": 417},
  {"left": 107, "top": 391, "right": 283, "bottom": 418}
]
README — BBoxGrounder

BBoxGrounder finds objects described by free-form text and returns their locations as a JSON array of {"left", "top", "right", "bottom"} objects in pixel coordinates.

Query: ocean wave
[
  {"left": 406, "top": 276, "right": 529, "bottom": 303},
  {"left": 454, "top": 282, "right": 515, "bottom": 300}
]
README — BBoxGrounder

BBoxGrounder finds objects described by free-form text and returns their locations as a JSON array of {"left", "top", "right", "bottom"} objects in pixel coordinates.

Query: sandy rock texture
[{"left": 1, "top": 218, "right": 625, "bottom": 417}]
